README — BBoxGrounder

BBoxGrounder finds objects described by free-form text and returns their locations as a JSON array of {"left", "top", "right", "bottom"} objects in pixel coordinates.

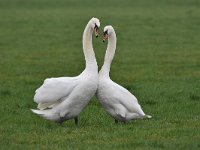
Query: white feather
[
  {"left": 31, "top": 18, "right": 100, "bottom": 123},
  {"left": 96, "top": 26, "right": 152, "bottom": 122}
]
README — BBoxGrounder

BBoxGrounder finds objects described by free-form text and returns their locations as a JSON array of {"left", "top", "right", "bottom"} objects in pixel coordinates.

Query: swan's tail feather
[
  {"left": 145, "top": 115, "right": 152, "bottom": 119},
  {"left": 31, "top": 109, "right": 60, "bottom": 121},
  {"left": 31, "top": 109, "right": 45, "bottom": 115},
  {"left": 37, "top": 102, "right": 58, "bottom": 110}
]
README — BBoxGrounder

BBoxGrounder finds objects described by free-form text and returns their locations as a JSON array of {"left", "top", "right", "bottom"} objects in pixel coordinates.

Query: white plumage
[
  {"left": 31, "top": 18, "right": 100, "bottom": 125},
  {"left": 96, "top": 26, "right": 152, "bottom": 123},
  {"left": 34, "top": 77, "right": 79, "bottom": 109}
]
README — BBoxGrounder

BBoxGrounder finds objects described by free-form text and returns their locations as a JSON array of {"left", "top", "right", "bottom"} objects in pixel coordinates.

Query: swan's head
[
  {"left": 103, "top": 25, "right": 114, "bottom": 42},
  {"left": 90, "top": 17, "right": 100, "bottom": 37}
]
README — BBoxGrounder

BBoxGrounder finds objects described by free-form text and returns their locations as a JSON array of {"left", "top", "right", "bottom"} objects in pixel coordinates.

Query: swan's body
[
  {"left": 96, "top": 26, "right": 151, "bottom": 123},
  {"left": 31, "top": 18, "right": 100, "bottom": 125}
]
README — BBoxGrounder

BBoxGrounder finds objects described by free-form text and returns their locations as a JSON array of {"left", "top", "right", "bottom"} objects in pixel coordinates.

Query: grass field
[{"left": 0, "top": 0, "right": 200, "bottom": 149}]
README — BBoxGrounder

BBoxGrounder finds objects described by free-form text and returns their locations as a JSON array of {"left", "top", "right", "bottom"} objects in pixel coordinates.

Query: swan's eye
[
  {"left": 94, "top": 23, "right": 99, "bottom": 38},
  {"left": 103, "top": 30, "right": 108, "bottom": 42},
  {"left": 94, "top": 23, "right": 98, "bottom": 29},
  {"left": 103, "top": 30, "right": 108, "bottom": 36}
]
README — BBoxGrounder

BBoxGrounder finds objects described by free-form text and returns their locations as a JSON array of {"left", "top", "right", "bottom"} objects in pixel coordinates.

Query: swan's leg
[
  {"left": 123, "top": 120, "right": 127, "bottom": 124},
  {"left": 74, "top": 117, "right": 78, "bottom": 126},
  {"left": 58, "top": 117, "right": 65, "bottom": 125},
  {"left": 115, "top": 119, "right": 118, "bottom": 124}
]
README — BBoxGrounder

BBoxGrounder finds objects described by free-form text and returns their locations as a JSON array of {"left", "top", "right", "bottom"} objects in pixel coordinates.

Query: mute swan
[
  {"left": 96, "top": 25, "right": 151, "bottom": 123},
  {"left": 31, "top": 18, "right": 100, "bottom": 126}
]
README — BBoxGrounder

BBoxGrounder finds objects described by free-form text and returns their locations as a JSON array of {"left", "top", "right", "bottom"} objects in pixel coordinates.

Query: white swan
[
  {"left": 31, "top": 18, "right": 100, "bottom": 125},
  {"left": 96, "top": 25, "right": 151, "bottom": 123}
]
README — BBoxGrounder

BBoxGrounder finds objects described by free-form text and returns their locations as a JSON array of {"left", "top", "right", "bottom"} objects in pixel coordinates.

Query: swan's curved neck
[
  {"left": 100, "top": 31, "right": 116, "bottom": 77},
  {"left": 82, "top": 22, "right": 97, "bottom": 71}
]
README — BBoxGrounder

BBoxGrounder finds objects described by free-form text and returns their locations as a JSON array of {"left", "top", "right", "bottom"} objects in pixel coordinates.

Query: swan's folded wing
[
  {"left": 111, "top": 81, "right": 141, "bottom": 112},
  {"left": 34, "top": 77, "right": 79, "bottom": 104}
]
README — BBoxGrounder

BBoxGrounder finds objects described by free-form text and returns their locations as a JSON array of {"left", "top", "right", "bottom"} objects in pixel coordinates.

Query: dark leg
[
  {"left": 123, "top": 120, "right": 126, "bottom": 124},
  {"left": 74, "top": 117, "right": 78, "bottom": 126},
  {"left": 58, "top": 117, "right": 64, "bottom": 125},
  {"left": 115, "top": 119, "right": 118, "bottom": 124}
]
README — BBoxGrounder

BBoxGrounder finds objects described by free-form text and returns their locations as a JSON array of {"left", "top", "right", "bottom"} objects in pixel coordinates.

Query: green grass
[{"left": 0, "top": 0, "right": 200, "bottom": 149}]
